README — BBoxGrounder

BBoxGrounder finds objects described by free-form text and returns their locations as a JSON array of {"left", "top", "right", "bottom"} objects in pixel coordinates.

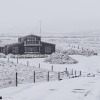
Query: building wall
[
  {"left": 24, "top": 46, "right": 40, "bottom": 54},
  {"left": 0, "top": 47, "right": 5, "bottom": 53},
  {"left": 5, "top": 43, "right": 24, "bottom": 55},
  {"left": 40, "top": 42, "right": 55, "bottom": 54}
]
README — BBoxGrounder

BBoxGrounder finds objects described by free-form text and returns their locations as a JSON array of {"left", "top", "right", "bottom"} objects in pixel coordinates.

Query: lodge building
[{"left": 1, "top": 34, "right": 55, "bottom": 55}]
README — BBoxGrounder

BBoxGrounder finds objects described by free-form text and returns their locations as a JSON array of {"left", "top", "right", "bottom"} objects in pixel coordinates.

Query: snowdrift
[{"left": 45, "top": 52, "right": 78, "bottom": 64}]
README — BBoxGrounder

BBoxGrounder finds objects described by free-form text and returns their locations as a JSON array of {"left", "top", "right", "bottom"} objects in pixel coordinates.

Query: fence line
[{"left": 0, "top": 65, "right": 95, "bottom": 89}]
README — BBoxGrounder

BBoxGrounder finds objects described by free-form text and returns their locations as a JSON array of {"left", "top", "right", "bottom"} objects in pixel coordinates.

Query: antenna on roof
[{"left": 40, "top": 20, "right": 41, "bottom": 34}]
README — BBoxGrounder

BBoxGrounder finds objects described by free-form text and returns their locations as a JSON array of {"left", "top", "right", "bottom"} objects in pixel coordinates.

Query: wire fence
[
  {"left": 0, "top": 59, "right": 96, "bottom": 89},
  {"left": 0, "top": 67, "right": 95, "bottom": 89}
]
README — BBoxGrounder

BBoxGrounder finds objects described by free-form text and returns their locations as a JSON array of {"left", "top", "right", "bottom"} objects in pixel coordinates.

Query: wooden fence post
[
  {"left": 58, "top": 72, "right": 60, "bottom": 81},
  {"left": 80, "top": 71, "right": 81, "bottom": 77},
  {"left": 78, "top": 46, "right": 79, "bottom": 49},
  {"left": 17, "top": 57, "right": 18, "bottom": 64},
  {"left": 27, "top": 61, "right": 29, "bottom": 66},
  {"left": 65, "top": 68, "right": 69, "bottom": 77},
  {"left": 75, "top": 70, "right": 76, "bottom": 77},
  {"left": 65, "top": 68, "right": 67, "bottom": 73},
  {"left": 8, "top": 57, "right": 9, "bottom": 62},
  {"left": 39, "top": 63, "right": 40, "bottom": 68},
  {"left": 51, "top": 65, "right": 53, "bottom": 71},
  {"left": 16, "top": 72, "right": 18, "bottom": 87},
  {"left": 47, "top": 71, "right": 49, "bottom": 81},
  {"left": 0, "top": 96, "right": 2, "bottom": 99},
  {"left": 72, "top": 69, "right": 73, "bottom": 75},
  {"left": 67, "top": 71, "right": 69, "bottom": 77},
  {"left": 33, "top": 71, "right": 35, "bottom": 83}
]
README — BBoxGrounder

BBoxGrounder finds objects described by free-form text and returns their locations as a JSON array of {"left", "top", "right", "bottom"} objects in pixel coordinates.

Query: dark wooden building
[
  {"left": 0, "top": 46, "right": 5, "bottom": 53},
  {"left": 4, "top": 34, "right": 55, "bottom": 55}
]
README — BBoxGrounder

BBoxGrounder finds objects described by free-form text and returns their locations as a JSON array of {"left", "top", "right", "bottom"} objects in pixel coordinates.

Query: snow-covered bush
[
  {"left": 63, "top": 49, "right": 97, "bottom": 56},
  {"left": 0, "top": 53, "right": 6, "bottom": 58},
  {"left": 45, "top": 52, "right": 78, "bottom": 64},
  {"left": 7, "top": 54, "right": 16, "bottom": 58}
]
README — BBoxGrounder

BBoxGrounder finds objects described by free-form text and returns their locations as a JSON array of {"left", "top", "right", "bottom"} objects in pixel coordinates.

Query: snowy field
[
  {"left": 1, "top": 55, "right": 100, "bottom": 73},
  {"left": 0, "top": 31, "right": 100, "bottom": 52},
  {"left": 0, "top": 32, "right": 100, "bottom": 100}
]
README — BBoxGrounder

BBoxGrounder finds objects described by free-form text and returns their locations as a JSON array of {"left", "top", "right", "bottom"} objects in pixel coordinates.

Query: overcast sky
[{"left": 0, "top": 0, "right": 100, "bottom": 34}]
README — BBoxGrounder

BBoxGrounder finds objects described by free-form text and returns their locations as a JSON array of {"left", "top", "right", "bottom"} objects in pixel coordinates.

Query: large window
[
  {"left": 25, "top": 47, "right": 39, "bottom": 53},
  {"left": 27, "top": 37, "right": 36, "bottom": 41},
  {"left": 12, "top": 47, "right": 19, "bottom": 54},
  {"left": 26, "top": 41, "right": 40, "bottom": 44},
  {"left": 25, "top": 37, "right": 40, "bottom": 45}
]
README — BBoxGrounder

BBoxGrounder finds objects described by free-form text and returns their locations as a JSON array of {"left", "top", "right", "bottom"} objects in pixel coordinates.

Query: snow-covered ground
[
  {"left": 1, "top": 55, "right": 100, "bottom": 73},
  {"left": 0, "top": 32, "right": 100, "bottom": 100},
  {"left": 0, "top": 76, "right": 100, "bottom": 100}
]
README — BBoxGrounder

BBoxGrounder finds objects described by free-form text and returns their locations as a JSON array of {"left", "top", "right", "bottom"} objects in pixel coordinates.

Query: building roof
[
  {"left": 6, "top": 42, "right": 23, "bottom": 47},
  {"left": 41, "top": 41, "right": 56, "bottom": 45},
  {"left": 19, "top": 34, "right": 41, "bottom": 39}
]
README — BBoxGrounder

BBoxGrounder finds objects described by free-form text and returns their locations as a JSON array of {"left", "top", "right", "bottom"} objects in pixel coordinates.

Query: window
[
  {"left": 25, "top": 37, "right": 40, "bottom": 45},
  {"left": 18, "top": 38, "right": 21, "bottom": 42},
  {"left": 26, "top": 41, "right": 40, "bottom": 45},
  {"left": 45, "top": 47, "right": 51, "bottom": 53},
  {"left": 25, "top": 47, "right": 39, "bottom": 53},
  {"left": 27, "top": 37, "right": 36, "bottom": 41},
  {"left": 12, "top": 47, "right": 19, "bottom": 54}
]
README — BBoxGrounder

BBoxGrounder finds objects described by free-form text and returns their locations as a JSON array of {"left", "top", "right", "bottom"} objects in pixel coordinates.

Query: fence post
[
  {"left": 75, "top": 70, "right": 76, "bottom": 77},
  {"left": 16, "top": 72, "right": 18, "bottom": 87},
  {"left": 8, "top": 57, "right": 9, "bottom": 62},
  {"left": 78, "top": 46, "right": 79, "bottom": 49},
  {"left": 65, "top": 68, "right": 68, "bottom": 77},
  {"left": 17, "top": 57, "right": 18, "bottom": 64},
  {"left": 58, "top": 72, "right": 60, "bottom": 81},
  {"left": 51, "top": 65, "right": 53, "bottom": 71},
  {"left": 27, "top": 61, "right": 29, "bottom": 66},
  {"left": 80, "top": 71, "right": 81, "bottom": 77},
  {"left": 72, "top": 69, "right": 73, "bottom": 75},
  {"left": 39, "top": 63, "right": 40, "bottom": 68},
  {"left": 47, "top": 71, "right": 49, "bottom": 81},
  {"left": 65, "top": 68, "right": 67, "bottom": 73},
  {"left": 33, "top": 71, "right": 35, "bottom": 83},
  {"left": 0, "top": 96, "right": 2, "bottom": 99},
  {"left": 67, "top": 71, "right": 69, "bottom": 77}
]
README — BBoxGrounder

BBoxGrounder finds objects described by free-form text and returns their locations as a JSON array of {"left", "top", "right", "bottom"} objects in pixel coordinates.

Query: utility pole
[{"left": 40, "top": 20, "right": 41, "bottom": 34}]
